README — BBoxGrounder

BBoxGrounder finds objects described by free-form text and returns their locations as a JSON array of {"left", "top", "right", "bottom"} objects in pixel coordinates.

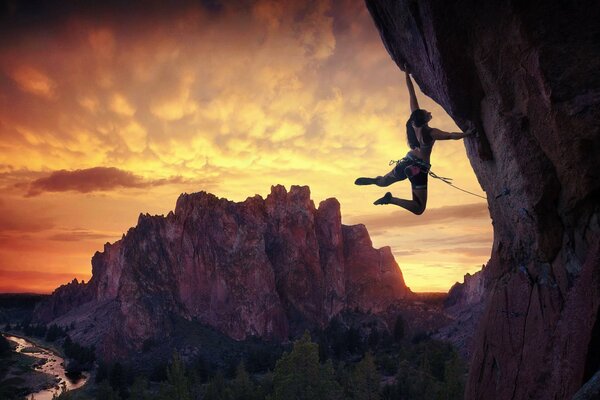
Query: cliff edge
[{"left": 365, "top": 1, "right": 600, "bottom": 398}]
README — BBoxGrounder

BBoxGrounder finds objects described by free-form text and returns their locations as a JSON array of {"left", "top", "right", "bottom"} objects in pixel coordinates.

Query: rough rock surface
[
  {"left": 444, "top": 267, "right": 485, "bottom": 311},
  {"left": 34, "top": 185, "right": 411, "bottom": 359},
  {"left": 434, "top": 267, "right": 486, "bottom": 360},
  {"left": 572, "top": 370, "right": 600, "bottom": 400},
  {"left": 365, "top": 1, "right": 600, "bottom": 398}
]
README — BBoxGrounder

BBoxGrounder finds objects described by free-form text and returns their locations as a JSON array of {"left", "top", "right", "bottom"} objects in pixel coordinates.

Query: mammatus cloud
[
  {"left": 20, "top": 167, "right": 190, "bottom": 197},
  {"left": 9, "top": 65, "right": 56, "bottom": 98}
]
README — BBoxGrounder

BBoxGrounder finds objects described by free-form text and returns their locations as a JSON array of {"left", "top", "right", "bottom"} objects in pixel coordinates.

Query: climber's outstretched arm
[
  {"left": 405, "top": 67, "right": 419, "bottom": 112},
  {"left": 430, "top": 127, "right": 476, "bottom": 140}
]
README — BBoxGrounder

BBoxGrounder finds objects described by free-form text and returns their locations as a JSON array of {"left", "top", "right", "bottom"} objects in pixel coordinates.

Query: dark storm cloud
[
  {"left": 20, "top": 167, "right": 189, "bottom": 197},
  {"left": 0, "top": 0, "right": 225, "bottom": 30}
]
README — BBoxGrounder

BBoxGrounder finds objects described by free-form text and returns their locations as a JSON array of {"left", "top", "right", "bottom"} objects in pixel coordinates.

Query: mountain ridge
[{"left": 34, "top": 184, "right": 413, "bottom": 360}]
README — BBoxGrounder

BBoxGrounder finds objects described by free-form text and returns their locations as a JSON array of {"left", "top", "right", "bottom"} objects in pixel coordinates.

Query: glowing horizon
[{"left": 0, "top": 0, "right": 491, "bottom": 294}]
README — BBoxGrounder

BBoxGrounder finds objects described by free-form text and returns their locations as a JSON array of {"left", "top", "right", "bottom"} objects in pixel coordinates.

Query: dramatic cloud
[
  {"left": 21, "top": 167, "right": 189, "bottom": 196},
  {"left": 0, "top": 0, "right": 492, "bottom": 293},
  {"left": 9, "top": 65, "right": 56, "bottom": 98}
]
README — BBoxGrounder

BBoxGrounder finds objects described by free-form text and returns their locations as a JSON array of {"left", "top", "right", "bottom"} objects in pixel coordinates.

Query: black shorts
[{"left": 391, "top": 156, "right": 430, "bottom": 190}]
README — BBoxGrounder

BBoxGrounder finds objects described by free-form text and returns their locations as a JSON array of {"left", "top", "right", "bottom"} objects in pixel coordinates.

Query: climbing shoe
[
  {"left": 374, "top": 192, "right": 393, "bottom": 205},
  {"left": 355, "top": 177, "right": 376, "bottom": 185}
]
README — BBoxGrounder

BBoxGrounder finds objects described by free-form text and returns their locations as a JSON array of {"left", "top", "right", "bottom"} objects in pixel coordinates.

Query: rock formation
[
  {"left": 444, "top": 267, "right": 485, "bottom": 311},
  {"left": 365, "top": 0, "right": 600, "bottom": 398},
  {"left": 434, "top": 267, "right": 486, "bottom": 360},
  {"left": 35, "top": 185, "right": 411, "bottom": 359}
]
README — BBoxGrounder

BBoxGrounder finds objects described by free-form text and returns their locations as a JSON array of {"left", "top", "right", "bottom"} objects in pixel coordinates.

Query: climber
[{"left": 354, "top": 65, "right": 475, "bottom": 215}]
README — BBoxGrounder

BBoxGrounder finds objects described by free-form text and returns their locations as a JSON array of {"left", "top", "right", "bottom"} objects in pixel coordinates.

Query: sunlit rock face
[
  {"left": 34, "top": 185, "right": 411, "bottom": 359},
  {"left": 365, "top": 0, "right": 600, "bottom": 398}
]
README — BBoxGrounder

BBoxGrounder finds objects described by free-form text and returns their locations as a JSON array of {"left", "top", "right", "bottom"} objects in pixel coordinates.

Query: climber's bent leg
[{"left": 376, "top": 189, "right": 427, "bottom": 215}]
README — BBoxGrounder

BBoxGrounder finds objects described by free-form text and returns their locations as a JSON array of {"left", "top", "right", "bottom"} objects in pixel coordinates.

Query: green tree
[
  {"left": 335, "top": 361, "right": 352, "bottom": 399},
  {"left": 272, "top": 331, "right": 342, "bottom": 400},
  {"left": 351, "top": 352, "right": 380, "bottom": 400},
  {"left": 443, "top": 354, "right": 465, "bottom": 400},
  {"left": 204, "top": 370, "right": 233, "bottom": 400},
  {"left": 165, "top": 352, "right": 192, "bottom": 400},
  {"left": 231, "top": 362, "right": 257, "bottom": 400}
]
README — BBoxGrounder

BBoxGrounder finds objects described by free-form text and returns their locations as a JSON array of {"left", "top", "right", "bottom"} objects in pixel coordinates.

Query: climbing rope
[
  {"left": 427, "top": 171, "right": 487, "bottom": 200},
  {"left": 388, "top": 158, "right": 488, "bottom": 200}
]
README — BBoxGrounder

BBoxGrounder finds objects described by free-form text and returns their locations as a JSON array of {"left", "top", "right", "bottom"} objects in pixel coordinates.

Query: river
[{"left": 4, "top": 334, "right": 89, "bottom": 400}]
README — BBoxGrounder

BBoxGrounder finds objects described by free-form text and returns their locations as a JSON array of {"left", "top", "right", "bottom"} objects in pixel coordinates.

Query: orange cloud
[
  {"left": 10, "top": 66, "right": 56, "bottom": 98},
  {"left": 0, "top": 0, "right": 492, "bottom": 293}
]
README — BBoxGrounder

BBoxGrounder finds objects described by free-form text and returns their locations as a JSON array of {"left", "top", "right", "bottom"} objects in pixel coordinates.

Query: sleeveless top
[{"left": 409, "top": 126, "right": 434, "bottom": 163}]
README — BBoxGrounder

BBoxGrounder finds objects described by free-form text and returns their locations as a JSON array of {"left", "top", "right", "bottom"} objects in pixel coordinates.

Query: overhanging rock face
[{"left": 365, "top": 0, "right": 600, "bottom": 398}]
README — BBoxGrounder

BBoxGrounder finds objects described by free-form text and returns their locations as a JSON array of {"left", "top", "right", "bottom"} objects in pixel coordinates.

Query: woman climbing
[{"left": 355, "top": 66, "right": 475, "bottom": 215}]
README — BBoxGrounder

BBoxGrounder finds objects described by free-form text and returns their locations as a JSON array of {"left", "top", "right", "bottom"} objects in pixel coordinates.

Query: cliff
[
  {"left": 434, "top": 267, "right": 486, "bottom": 360},
  {"left": 365, "top": 1, "right": 600, "bottom": 398},
  {"left": 34, "top": 185, "right": 411, "bottom": 359}
]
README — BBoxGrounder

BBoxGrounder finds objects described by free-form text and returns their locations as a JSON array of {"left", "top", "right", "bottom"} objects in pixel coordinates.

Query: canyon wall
[{"left": 365, "top": 0, "right": 600, "bottom": 398}]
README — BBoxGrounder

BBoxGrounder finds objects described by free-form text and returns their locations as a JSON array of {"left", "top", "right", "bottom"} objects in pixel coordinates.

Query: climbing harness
[{"left": 389, "top": 159, "right": 487, "bottom": 200}]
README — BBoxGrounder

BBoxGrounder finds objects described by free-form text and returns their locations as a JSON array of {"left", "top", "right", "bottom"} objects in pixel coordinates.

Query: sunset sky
[{"left": 0, "top": 0, "right": 491, "bottom": 293}]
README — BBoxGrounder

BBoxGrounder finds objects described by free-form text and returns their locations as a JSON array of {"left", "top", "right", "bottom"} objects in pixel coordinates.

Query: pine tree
[
  {"left": 166, "top": 352, "right": 192, "bottom": 400},
  {"left": 272, "top": 331, "right": 341, "bottom": 400},
  {"left": 231, "top": 361, "right": 257, "bottom": 400},
  {"left": 319, "top": 360, "right": 342, "bottom": 399},
  {"left": 351, "top": 352, "right": 380, "bottom": 400},
  {"left": 443, "top": 354, "right": 465, "bottom": 400},
  {"left": 204, "top": 370, "right": 233, "bottom": 400}
]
